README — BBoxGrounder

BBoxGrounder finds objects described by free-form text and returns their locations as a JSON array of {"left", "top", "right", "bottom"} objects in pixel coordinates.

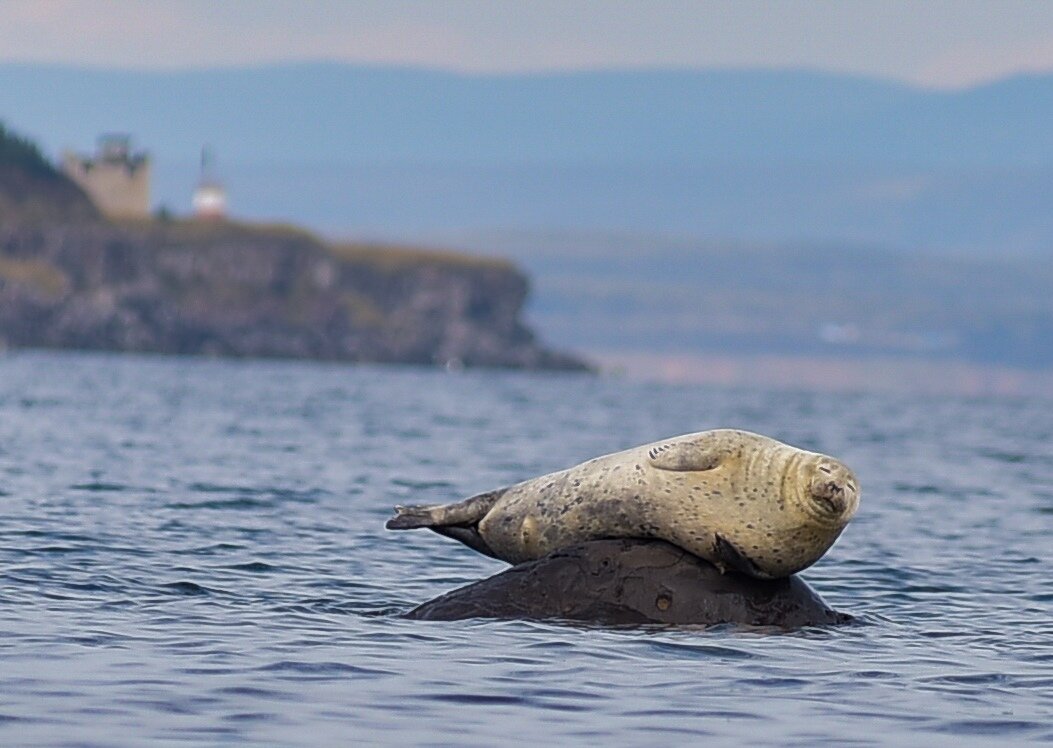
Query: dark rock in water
[{"left": 406, "top": 539, "right": 850, "bottom": 628}]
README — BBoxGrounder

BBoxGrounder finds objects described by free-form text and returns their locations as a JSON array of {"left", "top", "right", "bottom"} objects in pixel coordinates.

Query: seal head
[{"left": 803, "top": 455, "right": 860, "bottom": 525}]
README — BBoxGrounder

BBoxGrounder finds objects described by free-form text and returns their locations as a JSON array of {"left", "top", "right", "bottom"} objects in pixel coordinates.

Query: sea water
[{"left": 0, "top": 351, "right": 1049, "bottom": 746}]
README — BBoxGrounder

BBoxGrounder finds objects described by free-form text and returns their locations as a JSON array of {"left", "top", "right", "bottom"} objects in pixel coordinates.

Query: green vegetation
[
  {"left": 0, "top": 121, "right": 60, "bottom": 179},
  {"left": 130, "top": 216, "right": 513, "bottom": 274},
  {"left": 0, "top": 256, "right": 69, "bottom": 297},
  {"left": 0, "top": 120, "right": 97, "bottom": 223},
  {"left": 328, "top": 241, "right": 514, "bottom": 273},
  {"left": 341, "top": 291, "right": 385, "bottom": 327},
  {"left": 122, "top": 217, "right": 321, "bottom": 243}
]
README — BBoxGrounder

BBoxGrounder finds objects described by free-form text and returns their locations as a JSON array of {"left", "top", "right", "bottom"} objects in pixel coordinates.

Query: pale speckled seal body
[{"left": 386, "top": 429, "right": 860, "bottom": 579}]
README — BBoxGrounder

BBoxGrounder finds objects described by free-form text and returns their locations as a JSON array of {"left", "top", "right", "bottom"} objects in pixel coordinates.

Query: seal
[
  {"left": 386, "top": 429, "right": 860, "bottom": 579},
  {"left": 405, "top": 538, "right": 851, "bottom": 628}
]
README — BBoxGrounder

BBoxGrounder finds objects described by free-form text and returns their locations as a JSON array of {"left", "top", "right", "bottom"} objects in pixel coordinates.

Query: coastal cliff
[
  {"left": 0, "top": 220, "right": 587, "bottom": 369},
  {"left": 0, "top": 124, "right": 586, "bottom": 370}
]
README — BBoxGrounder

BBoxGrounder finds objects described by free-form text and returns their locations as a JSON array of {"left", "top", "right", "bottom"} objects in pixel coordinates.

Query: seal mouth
[{"left": 812, "top": 485, "right": 846, "bottom": 515}]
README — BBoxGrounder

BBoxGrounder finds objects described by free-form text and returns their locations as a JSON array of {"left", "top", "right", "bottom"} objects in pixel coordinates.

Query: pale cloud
[
  {"left": 0, "top": 0, "right": 468, "bottom": 69},
  {"left": 0, "top": 1, "right": 203, "bottom": 66},
  {"left": 301, "top": 23, "right": 470, "bottom": 69},
  {"left": 2, "top": 0, "right": 1053, "bottom": 88},
  {"left": 917, "top": 33, "right": 1053, "bottom": 88}
]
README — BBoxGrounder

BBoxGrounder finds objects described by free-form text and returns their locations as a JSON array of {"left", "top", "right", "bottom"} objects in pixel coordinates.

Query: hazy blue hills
[
  {"left": 3, "top": 63, "right": 1053, "bottom": 251},
  {"left": 4, "top": 62, "right": 1053, "bottom": 167}
]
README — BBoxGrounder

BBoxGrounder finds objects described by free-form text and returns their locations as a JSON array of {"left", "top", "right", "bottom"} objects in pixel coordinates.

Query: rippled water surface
[{"left": 1, "top": 351, "right": 1050, "bottom": 746}]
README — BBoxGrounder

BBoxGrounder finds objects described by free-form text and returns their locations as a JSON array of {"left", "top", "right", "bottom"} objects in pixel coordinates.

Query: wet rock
[{"left": 406, "top": 539, "right": 850, "bottom": 628}]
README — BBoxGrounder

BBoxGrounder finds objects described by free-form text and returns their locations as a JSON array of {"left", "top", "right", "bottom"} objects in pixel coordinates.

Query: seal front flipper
[
  {"left": 713, "top": 534, "right": 766, "bottom": 578},
  {"left": 647, "top": 435, "right": 728, "bottom": 472}
]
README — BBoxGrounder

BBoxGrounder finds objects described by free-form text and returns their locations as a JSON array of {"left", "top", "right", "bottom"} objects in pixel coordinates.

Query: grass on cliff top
[
  {"left": 116, "top": 216, "right": 318, "bottom": 243},
  {"left": 326, "top": 241, "right": 514, "bottom": 272},
  {"left": 117, "top": 216, "right": 514, "bottom": 272},
  {"left": 0, "top": 256, "right": 69, "bottom": 297}
]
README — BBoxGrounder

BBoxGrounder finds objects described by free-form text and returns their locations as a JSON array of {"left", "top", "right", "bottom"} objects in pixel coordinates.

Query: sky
[{"left": 2, "top": 0, "right": 1053, "bottom": 88}]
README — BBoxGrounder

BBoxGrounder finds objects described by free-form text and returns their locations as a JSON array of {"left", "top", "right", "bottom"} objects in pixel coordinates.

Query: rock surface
[
  {"left": 0, "top": 220, "right": 587, "bottom": 370},
  {"left": 406, "top": 539, "right": 850, "bottom": 628}
]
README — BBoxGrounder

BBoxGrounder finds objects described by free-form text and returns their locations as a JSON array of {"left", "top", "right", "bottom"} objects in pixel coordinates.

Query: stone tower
[{"left": 62, "top": 134, "right": 150, "bottom": 219}]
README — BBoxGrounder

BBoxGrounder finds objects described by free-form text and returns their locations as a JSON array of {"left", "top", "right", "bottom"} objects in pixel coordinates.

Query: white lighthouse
[{"left": 192, "top": 147, "right": 227, "bottom": 220}]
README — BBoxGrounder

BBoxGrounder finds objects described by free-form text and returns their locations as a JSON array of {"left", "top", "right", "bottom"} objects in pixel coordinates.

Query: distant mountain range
[
  {"left": 1, "top": 63, "right": 1053, "bottom": 252},
  {"left": 4, "top": 62, "right": 1053, "bottom": 166}
]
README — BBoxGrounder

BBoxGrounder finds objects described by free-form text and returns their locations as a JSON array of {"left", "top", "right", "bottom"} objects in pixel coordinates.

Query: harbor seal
[{"left": 386, "top": 429, "right": 860, "bottom": 579}]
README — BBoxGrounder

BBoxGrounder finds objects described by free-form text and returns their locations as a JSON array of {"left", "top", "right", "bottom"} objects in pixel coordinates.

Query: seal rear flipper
[
  {"left": 386, "top": 504, "right": 441, "bottom": 530},
  {"left": 431, "top": 526, "right": 501, "bottom": 560},
  {"left": 385, "top": 487, "right": 507, "bottom": 531}
]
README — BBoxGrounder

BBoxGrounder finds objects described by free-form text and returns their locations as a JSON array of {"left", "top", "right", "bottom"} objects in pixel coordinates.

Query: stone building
[{"left": 62, "top": 134, "right": 150, "bottom": 219}]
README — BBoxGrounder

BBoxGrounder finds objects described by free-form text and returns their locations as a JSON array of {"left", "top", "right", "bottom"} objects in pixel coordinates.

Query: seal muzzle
[{"left": 805, "top": 458, "right": 860, "bottom": 525}]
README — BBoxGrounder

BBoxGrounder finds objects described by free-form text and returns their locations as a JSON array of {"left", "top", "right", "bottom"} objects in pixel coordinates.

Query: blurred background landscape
[
  {"left": 5, "top": 7, "right": 1053, "bottom": 743},
  {"left": 2, "top": 1, "right": 1053, "bottom": 392}
]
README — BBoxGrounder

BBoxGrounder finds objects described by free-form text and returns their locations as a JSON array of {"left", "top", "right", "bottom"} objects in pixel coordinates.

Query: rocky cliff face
[{"left": 0, "top": 220, "right": 587, "bottom": 370}]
